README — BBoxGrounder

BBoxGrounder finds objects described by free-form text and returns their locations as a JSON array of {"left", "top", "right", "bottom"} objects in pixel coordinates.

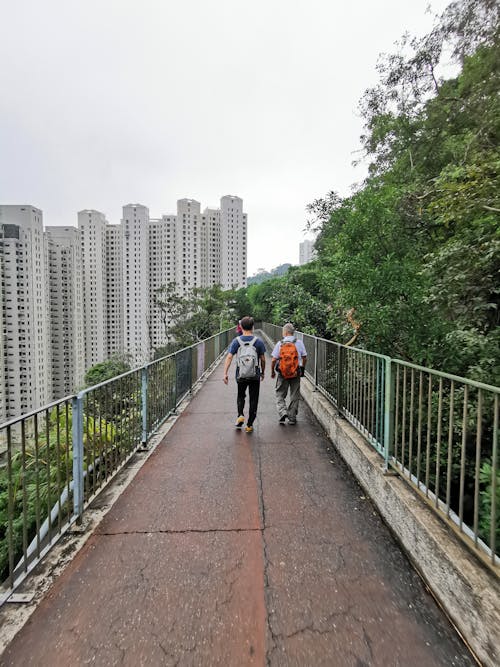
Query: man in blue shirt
[
  {"left": 270, "top": 323, "right": 307, "bottom": 424},
  {"left": 223, "top": 315, "right": 266, "bottom": 433}
]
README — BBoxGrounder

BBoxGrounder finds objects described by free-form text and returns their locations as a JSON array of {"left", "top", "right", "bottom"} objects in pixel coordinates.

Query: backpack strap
[{"left": 238, "top": 336, "right": 257, "bottom": 348}]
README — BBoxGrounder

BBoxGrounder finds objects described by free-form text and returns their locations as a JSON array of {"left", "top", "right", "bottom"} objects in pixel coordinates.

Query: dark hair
[{"left": 240, "top": 316, "right": 254, "bottom": 331}]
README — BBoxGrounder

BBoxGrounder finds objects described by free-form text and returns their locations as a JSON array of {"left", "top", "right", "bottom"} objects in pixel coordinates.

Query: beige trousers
[{"left": 275, "top": 375, "right": 301, "bottom": 419}]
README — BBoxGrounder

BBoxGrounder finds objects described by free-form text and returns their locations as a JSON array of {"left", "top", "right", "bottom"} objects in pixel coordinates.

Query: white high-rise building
[
  {"left": 0, "top": 239, "right": 4, "bottom": 423},
  {"left": 78, "top": 210, "right": 108, "bottom": 369},
  {"left": 0, "top": 206, "right": 51, "bottom": 419},
  {"left": 299, "top": 239, "right": 317, "bottom": 265},
  {"left": 202, "top": 207, "right": 221, "bottom": 286},
  {"left": 122, "top": 204, "right": 150, "bottom": 364},
  {"left": 106, "top": 224, "right": 123, "bottom": 358},
  {"left": 175, "top": 199, "right": 202, "bottom": 293},
  {"left": 220, "top": 195, "right": 247, "bottom": 289},
  {"left": 0, "top": 194, "right": 247, "bottom": 419},
  {"left": 149, "top": 214, "right": 176, "bottom": 351},
  {"left": 45, "top": 226, "right": 85, "bottom": 396}
]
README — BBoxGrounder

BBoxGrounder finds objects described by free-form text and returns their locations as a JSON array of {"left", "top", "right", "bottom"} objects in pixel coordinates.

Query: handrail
[
  {"left": 389, "top": 359, "right": 500, "bottom": 394},
  {"left": 261, "top": 322, "right": 500, "bottom": 571},
  {"left": 0, "top": 328, "right": 233, "bottom": 603},
  {"left": 0, "top": 394, "right": 76, "bottom": 431}
]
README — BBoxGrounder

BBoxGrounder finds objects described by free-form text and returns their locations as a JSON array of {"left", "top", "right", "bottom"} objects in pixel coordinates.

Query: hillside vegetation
[
  {"left": 247, "top": 264, "right": 292, "bottom": 286},
  {"left": 243, "top": 0, "right": 499, "bottom": 384}
]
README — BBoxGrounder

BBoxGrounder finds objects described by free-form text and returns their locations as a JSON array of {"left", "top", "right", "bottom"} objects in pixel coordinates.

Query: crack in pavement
[
  {"left": 362, "top": 624, "right": 375, "bottom": 663},
  {"left": 282, "top": 623, "right": 338, "bottom": 640},
  {"left": 150, "top": 628, "right": 179, "bottom": 665},
  {"left": 215, "top": 555, "right": 244, "bottom": 614},
  {"left": 97, "top": 527, "right": 262, "bottom": 536},
  {"left": 254, "top": 445, "right": 278, "bottom": 667},
  {"left": 269, "top": 603, "right": 357, "bottom": 647},
  {"left": 266, "top": 605, "right": 365, "bottom": 666}
]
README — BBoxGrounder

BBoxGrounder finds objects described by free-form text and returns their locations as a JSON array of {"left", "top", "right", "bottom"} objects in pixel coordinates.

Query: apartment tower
[
  {"left": 220, "top": 195, "right": 247, "bottom": 289},
  {"left": 148, "top": 214, "right": 176, "bottom": 351},
  {"left": 122, "top": 204, "right": 150, "bottom": 364},
  {"left": 0, "top": 206, "right": 51, "bottom": 419},
  {"left": 299, "top": 239, "right": 316, "bottom": 265},
  {"left": 105, "top": 224, "right": 123, "bottom": 358},
  {"left": 45, "top": 226, "right": 85, "bottom": 396},
  {"left": 78, "top": 210, "right": 108, "bottom": 369},
  {"left": 1, "top": 194, "right": 247, "bottom": 419}
]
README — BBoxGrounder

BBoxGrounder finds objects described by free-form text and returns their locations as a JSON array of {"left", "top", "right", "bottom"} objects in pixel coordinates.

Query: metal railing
[
  {"left": 262, "top": 323, "right": 500, "bottom": 570},
  {"left": 0, "top": 329, "right": 232, "bottom": 604},
  {"left": 0, "top": 396, "right": 74, "bottom": 604}
]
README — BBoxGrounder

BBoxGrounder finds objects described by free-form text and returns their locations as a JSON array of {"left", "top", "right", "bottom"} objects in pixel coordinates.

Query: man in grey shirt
[{"left": 270, "top": 323, "right": 307, "bottom": 424}]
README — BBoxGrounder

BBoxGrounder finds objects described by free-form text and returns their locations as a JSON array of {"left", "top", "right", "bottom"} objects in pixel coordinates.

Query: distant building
[
  {"left": 204, "top": 207, "right": 221, "bottom": 287},
  {"left": 78, "top": 210, "right": 108, "bottom": 369},
  {"left": 299, "top": 239, "right": 317, "bottom": 265},
  {"left": 121, "top": 204, "right": 150, "bottom": 364},
  {"left": 105, "top": 224, "right": 124, "bottom": 358},
  {"left": 0, "top": 195, "right": 247, "bottom": 418},
  {"left": 77, "top": 196, "right": 247, "bottom": 365},
  {"left": 175, "top": 198, "right": 203, "bottom": 292},
  {"left": 220, "top": 195, "right": 247, "bottom": 289},
  {"left": 148, "top": 213, "right": 176, "bottom": 352},
  {"left": 147, "top": 196, "right": 246, "bottom": 351},
  {"left": 0, "top": 206, "right": 51, "bottom": 420},
  {"left": 45, "top": 226, "right": 85, "bottom": 396}
]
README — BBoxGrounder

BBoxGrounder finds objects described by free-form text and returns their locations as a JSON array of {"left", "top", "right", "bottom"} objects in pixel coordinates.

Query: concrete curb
[{"left": 300, "top": 377, "right": 499, "bottom": 667}]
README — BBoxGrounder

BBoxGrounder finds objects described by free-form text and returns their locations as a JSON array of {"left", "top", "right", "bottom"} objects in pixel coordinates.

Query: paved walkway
[{"left": 1, "top": 358, "right": 473, "bottom": 666}]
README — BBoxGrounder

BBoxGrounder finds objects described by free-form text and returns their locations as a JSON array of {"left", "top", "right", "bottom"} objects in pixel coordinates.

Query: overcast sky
[{"left": 0, "top": 0, "right": 451, "bottom": 275}]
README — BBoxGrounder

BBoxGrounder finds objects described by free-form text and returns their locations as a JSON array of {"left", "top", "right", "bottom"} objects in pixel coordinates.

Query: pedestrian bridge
[{"left": 0, "top": 327, "right": 498, "bottom": 665}]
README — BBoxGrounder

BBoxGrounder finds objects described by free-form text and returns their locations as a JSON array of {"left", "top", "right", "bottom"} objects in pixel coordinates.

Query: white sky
[{"left": 0, "top": 0, "right": 451, "bottom": 275}]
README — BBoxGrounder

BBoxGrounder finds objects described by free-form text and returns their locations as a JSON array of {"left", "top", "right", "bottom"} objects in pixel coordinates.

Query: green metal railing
[
  {"left": 0, "top": 396, "right": 74, "bottom": 604},
  {"left": 262, "top": 323, "right": 500, "bottom": 570},
  {"left": 391, "top": 360, "right": 499, "bottom": 566},
  {"left": 0, "top": 329, "right": 232, "bottom": 604}
]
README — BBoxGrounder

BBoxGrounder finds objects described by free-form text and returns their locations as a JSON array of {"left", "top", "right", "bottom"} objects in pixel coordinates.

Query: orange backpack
[{"left": 278, "top": 340, "right": 299, "bottom": 379}]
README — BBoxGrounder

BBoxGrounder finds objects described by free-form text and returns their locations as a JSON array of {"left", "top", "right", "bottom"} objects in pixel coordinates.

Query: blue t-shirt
[{"left": 228, "top": 335, "right": 266, "bottom": 379}]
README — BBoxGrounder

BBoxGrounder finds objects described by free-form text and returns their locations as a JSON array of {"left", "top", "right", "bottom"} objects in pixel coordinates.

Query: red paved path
[{"left": 1, "top": 359, "right": 473, "bottom": 666}]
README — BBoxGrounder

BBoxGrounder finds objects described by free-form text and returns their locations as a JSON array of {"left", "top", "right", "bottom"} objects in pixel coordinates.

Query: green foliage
[
  {"left": 244, "top": 0, "right": 499, "bottom": 543},
  {"left": 7, "top": 2, "right": 494, "bottom": 582},
  {"left": 84, "top": 354, "right": 132, "bottom": 388},
  {"left": 0, "top": 408, "right": 116, "bottom": 582},
  {"left": 479, "top": 460, "right": 500, "bottom": 548},
  {"left": 247, "top": 0, "right": 500, "bottom": 382},
  {"left": 247, "top": 263, "right": 292, "bottom": 285},
  {"left": 154, "top": 283, "right": 239, "bottom": 352},
  {"left": 246, "top": 265, "right": 329, "bottom": 336},
  {"left": 233, "top": 287, "right": 252, "bottom": 319}
]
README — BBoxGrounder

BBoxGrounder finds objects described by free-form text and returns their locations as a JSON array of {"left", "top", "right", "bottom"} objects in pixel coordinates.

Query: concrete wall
[{"left": 299, "top": 377, "right": 500, "bottom": 667}]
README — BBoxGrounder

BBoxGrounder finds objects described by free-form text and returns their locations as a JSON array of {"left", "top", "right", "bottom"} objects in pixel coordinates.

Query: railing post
[
  {"left": 72, "top": 393, "right": 84, "bottom": 524},
  {"left": 383, "top": 357, "right": 394, "bottom": 472},
  {"left": 313, "top": 337, "right": 318, "bottom": 391},
  {"left": 141, "top": 366, "right": 148, "bottom": 447},
  {"left": 173, "top": 351, "right": 179, "bottom": 412},
  {"left": 190, "top": 346, "right": 196, "bottom": 394},
  {"left": 337, "top": 346, "right": 345, "bottom": 415}
]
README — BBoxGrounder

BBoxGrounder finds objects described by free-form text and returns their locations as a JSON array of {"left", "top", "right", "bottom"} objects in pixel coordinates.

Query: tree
[
  {"left": 154, "top": 283, "right": 239, "bottom": 355},
  {"left": 154, "top": 282, "right": 192, "bottom": 351},
  {"left": 84, "top": 354, "right": 132, "bottom": 388},
  {"left": 241, "top": 0, "right": 500, "bottom": 552},
  {"left": 247, "top": 263, "right": 292, "bottom": 285},
  {"left": 359, "top": 0, "right": 499, "bottom": 178}
]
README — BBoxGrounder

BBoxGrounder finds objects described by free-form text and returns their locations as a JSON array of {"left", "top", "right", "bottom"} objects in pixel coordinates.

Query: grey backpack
[{"left": 236, "top": 336, "right": 259, "bottom": 381}]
